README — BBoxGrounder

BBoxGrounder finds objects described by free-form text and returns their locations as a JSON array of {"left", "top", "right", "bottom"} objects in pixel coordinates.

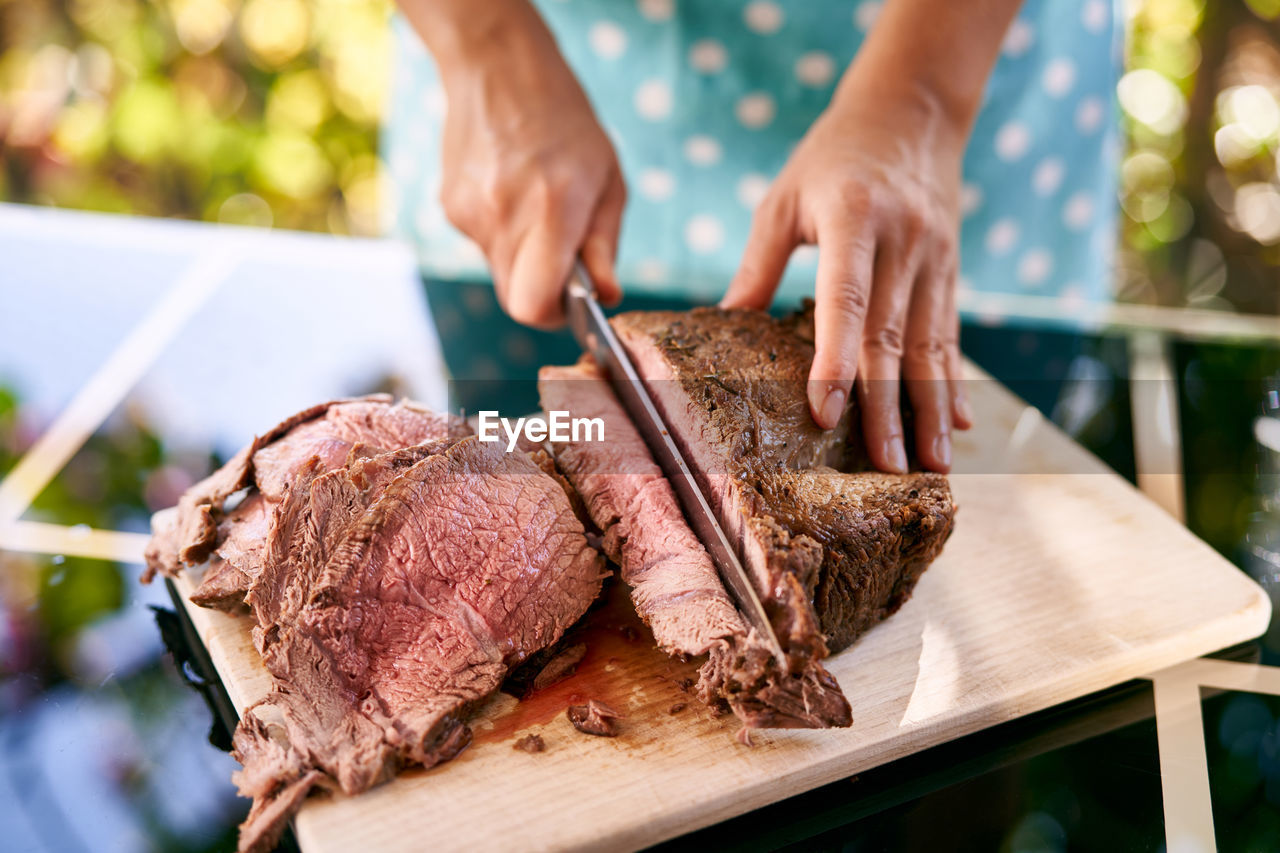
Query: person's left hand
[{"left": 720, "top": 80, "right": 973, "bottom": 474}]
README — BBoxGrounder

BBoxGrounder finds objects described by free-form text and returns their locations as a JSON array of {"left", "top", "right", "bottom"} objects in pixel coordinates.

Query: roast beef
[
  {"left": 539, "top": 361, "right": 851, "bottom": 729},
  {"left": 144, "top": 400, "right": 605, "bottom": 853},
  {"left": 611, "top": 307, "right": 955, "bottom": 656},
  {"left": 144, "top": 396, "right": 470, "bottom": 598}
]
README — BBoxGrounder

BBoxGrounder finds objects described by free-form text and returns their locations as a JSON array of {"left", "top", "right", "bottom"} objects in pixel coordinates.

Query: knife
[{"left": 563, "top": 261, "right": 786, "bottom": 664}]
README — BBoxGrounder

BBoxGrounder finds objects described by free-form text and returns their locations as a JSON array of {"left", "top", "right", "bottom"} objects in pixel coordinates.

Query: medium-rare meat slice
[
  {"left": 231, "top": 436, "right": 605, "bottom": 852},
  {"left": 149, "top": 430, "right": 605, "bottom": 853},
  {"left": 144, "top": 399, "right": 603, "bottom": 853},
  {"left": 143, "top": 398, "right": 340, "bottom": 581},
  {"left": 245, "top": 442, "right": 446, "bottom": 645},
  {"left": 187, "top": 494, "right": 270, "bottom": 610},
  {"left": 143, "top": 396, "right": 470, "bottom": 606},
  {"left": 540, "top": 361, "right": 742, "bottom": 656},
  {"left": 612, "top": 306, "right": 955, "bottom": 656},
  {"left": 539, "top": 360, "right": 851, "bottom": 730}
]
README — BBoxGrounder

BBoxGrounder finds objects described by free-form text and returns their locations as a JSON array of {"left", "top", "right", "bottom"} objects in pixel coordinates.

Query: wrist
[
  {"left": 401, "top": 0, "right": 554, "bottom": 81},
  {"left": 830, "top": 69, "right": 972, "bottom": 156}
]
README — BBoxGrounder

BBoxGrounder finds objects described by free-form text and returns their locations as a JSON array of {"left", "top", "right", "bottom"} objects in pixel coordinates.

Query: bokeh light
[
  {"left": 0, "top": 0, "right": 392, "bottom": 235},
  {"left": 1118, "top": 0, "right": 1280, "bottom": 313},
  {"left": 239, "top": 0, "right": 310, "bottom": 69}
]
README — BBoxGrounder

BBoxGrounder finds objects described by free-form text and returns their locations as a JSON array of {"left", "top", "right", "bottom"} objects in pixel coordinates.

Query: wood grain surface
[{"left": 170, "top": 364, "right": 1271, "bottom": 852}]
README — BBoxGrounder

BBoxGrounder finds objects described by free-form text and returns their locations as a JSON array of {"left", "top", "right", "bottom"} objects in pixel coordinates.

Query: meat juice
[{"left": 461, "top": 580, "right": 730, "bottom": 753}]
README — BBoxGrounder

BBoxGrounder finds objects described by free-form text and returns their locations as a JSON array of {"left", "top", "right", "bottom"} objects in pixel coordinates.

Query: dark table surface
[{"left": 3, "top": 204, "right": 1280, "bottom": 853}]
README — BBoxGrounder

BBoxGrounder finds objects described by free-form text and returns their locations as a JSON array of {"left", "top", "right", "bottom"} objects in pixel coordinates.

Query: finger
[
  {"left": 721, "top": 195, "right": 797, "bottom": 311},
  {"left": 807, "top": 213, "right": 874, "bottom": 431},
  {"left": 506, "top": 193, "right": 594, "bottom": 329},
  {"left": 903, "top": 254, "right": 955, "bottom": 473},
  {"left": 854, "top": 237, "right": 921, "bottom": 473},
  {"left": 942, "top": 270, "right": 973, "bottom": 431},
  {"left": 487, "top": 232, "right": 518, "bottom": 314},
  {"left": 581, "top": 174, "right": 627, "bottom": 307}
]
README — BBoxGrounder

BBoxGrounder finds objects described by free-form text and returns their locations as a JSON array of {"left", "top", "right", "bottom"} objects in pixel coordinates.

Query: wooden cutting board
[{"left": 170, "top": 365, "right": 1270, "bottom": 852}]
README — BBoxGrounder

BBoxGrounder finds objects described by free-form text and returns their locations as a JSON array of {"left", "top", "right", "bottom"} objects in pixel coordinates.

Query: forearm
[
  {"left": 836, "top": 0, "right": 1024, "bottom": 139},
  {"left": 396, "top": 0, "right": 562, "bottom": 86}
]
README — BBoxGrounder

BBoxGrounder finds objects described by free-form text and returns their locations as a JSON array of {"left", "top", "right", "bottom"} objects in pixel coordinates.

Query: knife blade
[{"left": 562, "top": 261, "right": 786, "bottom": 664}]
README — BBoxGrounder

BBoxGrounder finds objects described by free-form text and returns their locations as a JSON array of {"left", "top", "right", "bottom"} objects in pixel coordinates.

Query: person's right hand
[{"left": 429, "top": 3, "right": 626, "bottom": 329}]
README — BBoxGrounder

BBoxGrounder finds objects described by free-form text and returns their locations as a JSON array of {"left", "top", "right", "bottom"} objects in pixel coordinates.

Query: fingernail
[
  {"left": 885, "top": 438, "right": 908, "bottom": 473},
  {"left": 956, "top": 395, "right": 974, "bottom": 425},
  {"left": 818, "top": 386, "right": 846, "bottom": 429},
  {"left": 933, "top": 433, "right": 952, "bottom": 469}
]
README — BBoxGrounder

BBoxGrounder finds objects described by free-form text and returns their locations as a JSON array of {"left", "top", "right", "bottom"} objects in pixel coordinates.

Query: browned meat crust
[
  {"left": 539, "top": 360, "right": 851, "bottom": 730},
  {"left": 567, "top": 700, "right": 623, "bottom": 737},
  {"left": 612, "top": 306, "right": 955, "bottom": 656}
]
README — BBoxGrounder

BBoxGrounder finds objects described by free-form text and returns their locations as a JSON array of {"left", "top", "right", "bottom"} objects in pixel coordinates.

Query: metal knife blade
[{"left": 563, "top": 261, "right": 786, "bottom": 664}]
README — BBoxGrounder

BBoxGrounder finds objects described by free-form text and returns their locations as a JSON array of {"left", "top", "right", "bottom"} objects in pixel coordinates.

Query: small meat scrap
[
  {"left": 531, "top": 643, "right": 587, "bottom": 692},
  {"left": 513, "top": 734, "right": 545, "bottom": 754},
  {"left": 667, "top": 703, "right": 687, "bottom": 715},
  {"left": 567, "top": 700, "right": 622, "bottom": 737}
]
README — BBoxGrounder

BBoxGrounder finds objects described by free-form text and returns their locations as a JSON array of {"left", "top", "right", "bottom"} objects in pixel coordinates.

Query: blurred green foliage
[
  {"left": 1120, "top": 0, "right": 1280, "bottom": 314},
  {"left": 0, "top": 385, "right": 23, "bottom": 479},
  {"left": 1, "top": 0, "right": 1279, "bottom": 315},
  {"left": 0, "top": 0, "right": 390, "bottom": 234},
  {"left": 1, "top": 390, "right": 174, "bottom": 672}
]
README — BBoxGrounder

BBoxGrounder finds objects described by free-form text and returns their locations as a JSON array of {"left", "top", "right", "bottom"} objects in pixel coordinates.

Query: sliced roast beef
[
  {"left": 226, "top": 436, "right": 604, "bottom": 852},
  {"left": 540, "top": 361, "right": 742, "bottom": 655},
  {"left": 539, "top": 360, "right": 851, "bottom": 729},
  {"left": 611, "top": 307, "right": 955, "bottom": 656},
  {"left": 142, "top": 398, "right": 341, "bottom": 581},
  {"left": 144, "top": 396, "right": 470, "bottom": 605},
  {"left": 145, "top": 402, "right": 604, "bottom": 853}
]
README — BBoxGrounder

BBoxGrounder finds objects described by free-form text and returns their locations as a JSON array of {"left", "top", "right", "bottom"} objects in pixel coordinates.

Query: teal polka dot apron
[{"left": 385, "top": 0, "right": 1121, "bottom": 311}]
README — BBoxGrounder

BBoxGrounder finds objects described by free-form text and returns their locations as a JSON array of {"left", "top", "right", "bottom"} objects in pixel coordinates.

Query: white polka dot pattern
[
  {"left": 854, "top": 1, "right": 881, "bottom": 31},
  {"left": 1082, "top": 0, "right": 1109, "bottom": 33},
  {"left": 634, "top": 79, "right": 672, "bottom": 120},
  {"left": 995, "top": 122, "right": 1031, "bottom": 161},
  {"left": 637, "top": 0, "right": 674, "bottom": 22},
  {"left": 636, "top": 258, "right": 668, "bottom": 283},
  {"left": 638, "top": 168, "right": 676, "bottom": 201},
  {"left": 1032, "top": 158, "right": 1065, "bottom": 196},
  {"left": 986, "top": 220, "right": 1020, "bottom": 255},
  {"left": 385, "top": 2, "right": 1121, "bottom": 310},
  {"left": 683, "top": 135, "right": 722, "bottom": 166},
  {"left": 589, "top": 21, "right": 627, "bottom": 59},
  {"left": 685, "top": 214, "right": 725, "bottom": 253},
  {"left": 743, "top": 1, "right": 783, "bottom": 34},
  {"left": 1018, "top": 249, "right": 1053, "bottom": 286},
  {"left": 1002, "top": 19, "right": 1034, "bottom": 57},
  {"left": 1063, "top": 193, "right": 1095, "bottom": 229},
  {"left": 1076, "top": 97, "right": 1105, "bottom": 134},
  {"left": 689, "top": 39, "right": 727, "bottom": 73},
  {"left": 736, "top": 173, "right": 771, "bottom": 210},
  {"left": 1042, "top": 58, "right": 1076, "bottom": 97},
  {"left": 792, "top": 245, "right": 818, "bottom": 267},
  {"left": 795, "top": 51, "right": 836, "bottom": 87},
  {"left": 735, "top": 93, "right": 776, "bottom": 128}
]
